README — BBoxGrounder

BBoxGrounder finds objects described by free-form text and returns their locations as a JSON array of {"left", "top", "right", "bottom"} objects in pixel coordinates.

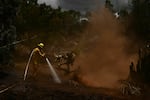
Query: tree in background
[
  {"left": 127, "top": 0, "right": 150, "bottom": 85},
  {"left": 131, "top": 0, "right": 150, "bottom": 40},
  {"left": 16, "top": 0, "right": 82, "bottom": 38},
  {"left": 105, "top": 0, "right": 114, "bottom": 12},
  {"left": 0, "top": 0, "right": 20, "bottom": 67}
]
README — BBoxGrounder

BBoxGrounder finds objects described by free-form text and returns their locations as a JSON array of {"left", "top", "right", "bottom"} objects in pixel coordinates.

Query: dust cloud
[{"left": 74, "top": 8, "right": 137, "bottom": 88}]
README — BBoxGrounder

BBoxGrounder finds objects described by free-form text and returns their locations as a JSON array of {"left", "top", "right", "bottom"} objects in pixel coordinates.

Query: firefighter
[
  {"left": 31, "top": 43, "right": 45, "bottom": 78},
  {"left": 55, "top": 51, "right": 76, "bottom": 74},
  {"left": 64, "top": 51, "right": 76, "bottom": 73}
]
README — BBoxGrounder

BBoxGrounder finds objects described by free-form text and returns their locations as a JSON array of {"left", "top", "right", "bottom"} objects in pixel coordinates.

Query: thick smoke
[{"left": 74, "top": 8, "right": 136, "bottom": 88}]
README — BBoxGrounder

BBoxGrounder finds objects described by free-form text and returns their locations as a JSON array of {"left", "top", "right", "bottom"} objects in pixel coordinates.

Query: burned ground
[
  {"left": 0, "top": 59, "right": 149, "bottom": 100},
  {"left": 0, "top": 62, "right": 129, "bottom": 100}
]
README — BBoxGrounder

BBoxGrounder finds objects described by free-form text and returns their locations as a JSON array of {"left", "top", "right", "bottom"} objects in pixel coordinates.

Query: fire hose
[{"left": 23, "top": 52, "right": 61, "bottom": 83}]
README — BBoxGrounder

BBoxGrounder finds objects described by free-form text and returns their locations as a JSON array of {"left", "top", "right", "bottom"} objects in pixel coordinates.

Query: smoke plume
[{"left": 74, "top": 8, "right": 136, "bottom": 88}]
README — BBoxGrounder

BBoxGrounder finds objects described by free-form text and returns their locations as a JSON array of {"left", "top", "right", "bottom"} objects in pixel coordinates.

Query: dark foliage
[
  {"left": 16, "top": 0, "right": 82, "bottom": 37},
  {"left": 0, "top": 0, "right": 20, "bottom": 66},
  {"left": 105, "top": 0, "right": 114, "bottom": 12},
  {"left": 129, "top": 44, "right": 150, "bottom": 84},
  {"left": 130, "top": 0, "right": 150, "bottom": 40}
]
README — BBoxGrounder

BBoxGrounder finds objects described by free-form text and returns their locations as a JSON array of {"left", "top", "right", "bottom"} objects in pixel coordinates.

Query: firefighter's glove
[{"left": 42, "top": 53, "right": 46, "bottom": 57}]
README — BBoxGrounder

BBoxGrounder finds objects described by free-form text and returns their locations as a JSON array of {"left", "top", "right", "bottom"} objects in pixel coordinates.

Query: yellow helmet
[{"left": 38, "top": 43, "right": 44, "bottom": 48}]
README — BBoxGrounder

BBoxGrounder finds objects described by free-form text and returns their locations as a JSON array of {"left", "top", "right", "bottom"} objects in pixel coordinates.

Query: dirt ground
[{"left": 0, "top": 61, "right": 146, "bottom": 100}]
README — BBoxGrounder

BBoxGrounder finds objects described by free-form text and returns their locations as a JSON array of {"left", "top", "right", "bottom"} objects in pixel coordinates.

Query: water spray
[
  {"left": 46, "top": 58, "right": 61, "bottom": 83},
  {"left": 24, "top": 50, "right": 61, "bottom": 83}
]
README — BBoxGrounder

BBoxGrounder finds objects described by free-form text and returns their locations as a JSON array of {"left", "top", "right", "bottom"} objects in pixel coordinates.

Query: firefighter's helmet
[{"left": 38, "top": 43, "right": 44, "bottom": 48}]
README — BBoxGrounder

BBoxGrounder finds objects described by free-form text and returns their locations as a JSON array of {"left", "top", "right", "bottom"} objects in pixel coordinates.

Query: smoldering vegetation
[{"left": 74, "top": 8, "right": 137, "bottom": 88}]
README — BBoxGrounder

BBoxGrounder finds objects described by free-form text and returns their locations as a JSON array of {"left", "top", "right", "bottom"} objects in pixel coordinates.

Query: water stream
[
  {"left": 46, "top": 58, "right": 61, "bottom": 83},
  {"left": 24, "top": 50, "right": 61, "bottom": 83}
]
